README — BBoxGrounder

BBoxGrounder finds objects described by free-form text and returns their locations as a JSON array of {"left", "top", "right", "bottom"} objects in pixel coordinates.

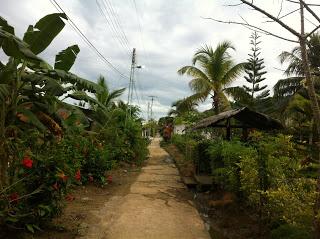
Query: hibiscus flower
[{"left": 22, "top": 156, "right": 33, "bottom": 169}]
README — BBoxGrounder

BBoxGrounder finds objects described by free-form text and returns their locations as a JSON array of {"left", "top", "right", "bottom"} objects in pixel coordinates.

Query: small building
[{"left": 190, "top": 107, "right": 283, "bottom": 140}]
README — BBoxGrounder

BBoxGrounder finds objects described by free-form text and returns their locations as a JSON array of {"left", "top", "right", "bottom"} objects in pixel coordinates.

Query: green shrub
[
  {"left": 207, "top": 139, "right": 257, "bottom": 194},
  {"left": 270, "top": 224, "right": 311, "bottom": 239}
]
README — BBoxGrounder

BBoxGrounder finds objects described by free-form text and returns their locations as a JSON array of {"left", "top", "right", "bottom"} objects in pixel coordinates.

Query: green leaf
[
  {"left": 41, "top": 69, "right": 103, "bottom": 93},
  {"left": 0, "top": 16, "right": 14, "bottom": 35},
  {"left": 0, "top": 29, "right": 42, "bottom": 62},
  {"left": 55, "top": 44, "right": 80, "bottom": 71},
  {"left": 68, "top": 91, "right": 108, "bottom": 111},
  {"left": 22, "top": 73, "right": 66, "bottom": 96},
  {"left": 23, "top": 13, "right": 67, "bottom": 54},
  {"left": 0, "top": 84, "right": 10, "bottom": 102},
  {"left": 6, "top": 217, "right": 18, "bottom": 223},
  {"left": 26, "top": 224, "right": 35, "bottom": 233},
  {"left": 16, "top": 107, "right": 46, "bottom": 131},
  {"left": 39, "top": 209, "right": 46, "bottom": 217}
]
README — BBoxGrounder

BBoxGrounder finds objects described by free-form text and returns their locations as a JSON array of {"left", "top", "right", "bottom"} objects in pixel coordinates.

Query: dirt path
[{"left": 79, "top": 138, "right": 210, "bottom": 239}]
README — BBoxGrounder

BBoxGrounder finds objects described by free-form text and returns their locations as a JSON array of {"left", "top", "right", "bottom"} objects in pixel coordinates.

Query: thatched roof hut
[{"left": 190, "top": 107, "right": 283, "bottom": 140}]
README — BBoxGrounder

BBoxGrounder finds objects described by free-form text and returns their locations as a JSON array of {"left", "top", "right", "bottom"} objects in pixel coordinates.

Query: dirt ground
[
  {"left": 29, "top": 165, "right": 142, "bottom": 239},
  {"left": 18, "top": 138, "right": 210, "bottom": 239}
]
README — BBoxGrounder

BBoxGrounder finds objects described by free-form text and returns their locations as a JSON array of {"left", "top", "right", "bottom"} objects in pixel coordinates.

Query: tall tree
[
  {"left": 177, "top": 41, "right": 245, "bottom": 114},
  {"left": 243, "top": 31, "right": 269, "bottom": 102}
]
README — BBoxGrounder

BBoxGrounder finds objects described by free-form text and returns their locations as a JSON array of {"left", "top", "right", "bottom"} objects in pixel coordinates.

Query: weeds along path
[{"left": 79, "top": 137, "right": 210, "bottom": 239}]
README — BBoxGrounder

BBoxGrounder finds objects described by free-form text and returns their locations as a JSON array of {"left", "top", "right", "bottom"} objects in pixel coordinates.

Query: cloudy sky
[{"left": 1, "top": 0, "right": 319, "bottom": 119}]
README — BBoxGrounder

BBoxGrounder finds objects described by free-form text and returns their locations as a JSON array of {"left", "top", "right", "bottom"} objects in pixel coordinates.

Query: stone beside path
[{"left": 80, "top": 137, "right": 211, "bottom": 239}]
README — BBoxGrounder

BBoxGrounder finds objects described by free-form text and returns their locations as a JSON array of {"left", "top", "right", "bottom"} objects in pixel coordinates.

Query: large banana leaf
[
  {"left": 0, "top": 29, "right": 42, "bottom": 62},
  {"left": 16, "top": 107, "right": 46, "bottom": 131},
  {"left": 22, "top": 73, "right": 66, "bottom": 96},
  {"left": 67, "top": 91, "right": 108, "bottom": 111},
  {"left": 0, "top": 84, "right": 9, "bottom": 102},
  {"left": 0, "top": 16, "right": 14, "bottom": 35},
  {"left": 23, "top": 13, "right": 67, "bottom": 55},
  {"left": 55, "top": 45, "right": 80, "bottom": 71},
  {"left": 40, "top": 69, "right": 103, "bottom": 93}
]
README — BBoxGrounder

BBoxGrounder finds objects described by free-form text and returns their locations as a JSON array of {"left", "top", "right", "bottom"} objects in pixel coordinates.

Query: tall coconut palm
[{"left": 177, "top": 41, "right": 245, "bottom": 114}]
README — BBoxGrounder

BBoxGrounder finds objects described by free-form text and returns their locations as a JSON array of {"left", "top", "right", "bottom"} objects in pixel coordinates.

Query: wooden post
[
  {"left": 226, "top": 119, "right": 231, "bottom": 141},
  {"left": 242, "top": 127, "right": 248, "bottom": 141}
]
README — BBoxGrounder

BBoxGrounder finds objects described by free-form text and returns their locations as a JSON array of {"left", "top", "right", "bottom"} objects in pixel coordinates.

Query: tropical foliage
[
  {"left": 169, "top": 32, "right": 320, "bottom": 238},
  {"left": 177, "top": 41, "right": 245, "bottom": 114},
  {"left": 0, "top": 13, "right": 148, "bottom": 234}
]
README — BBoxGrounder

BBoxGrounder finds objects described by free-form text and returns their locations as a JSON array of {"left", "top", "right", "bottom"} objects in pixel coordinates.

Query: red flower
[
  {"left": 52, "top": 182, "right": 59, "bottom": 190},
  {"left": 88, "top": 176, "right": 94, "bottom": 182},
  {"left": 107, "top": 175, "right": 112, "bottom": 183},
  {"left": 9, "top": 192, "right": 19, "bottom": 204},
  {"left": 22, "top": 156, "right": 33, "bottom": 169},
  {"left": 65, "top": 194, "right": 75, "bottom": 201},
  {"left": 75, "top": 170, "right": 81, "bottom": 181},
  {"left": 57, "top": 172, "right": 68, "bottom": 182}
]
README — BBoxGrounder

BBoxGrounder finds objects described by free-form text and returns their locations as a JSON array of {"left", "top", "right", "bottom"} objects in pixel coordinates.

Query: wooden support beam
[{"left": 226, "top": 119, "right": 231, "bottom": 141}]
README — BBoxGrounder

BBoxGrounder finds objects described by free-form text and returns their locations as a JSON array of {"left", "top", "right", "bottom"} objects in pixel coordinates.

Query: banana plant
[{"left": 0, "top": 13, "right": 102, "bottom": 187}]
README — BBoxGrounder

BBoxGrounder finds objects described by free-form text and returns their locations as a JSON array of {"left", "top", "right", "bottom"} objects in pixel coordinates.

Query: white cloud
[{"left": 1, "top": 0, "right": 317, "bottom": 119}]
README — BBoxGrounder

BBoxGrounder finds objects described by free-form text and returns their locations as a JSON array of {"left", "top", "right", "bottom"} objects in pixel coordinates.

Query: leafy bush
[
  {"left": 207, "top": 139, "right": 257, "bottom": 193},
  {"left": 270, "top": 224, "right": 312, "bottom": 239},
  {"left": 1, "top": 150, "right": 73, "bottom": 232}
]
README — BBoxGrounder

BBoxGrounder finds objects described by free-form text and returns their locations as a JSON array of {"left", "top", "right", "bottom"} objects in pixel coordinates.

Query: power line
[
  {"left": 104, "top": 0, "right": 131, "bottom": 49},
  {"left": 132, "top": 0, "right": 151, "bottom": 68},
  {"left": 49, "top": 0, "right": 129, "bottom": 79},
  {"left": 96, "top": 0, "right": 131, "bottom": 58},
  {"left": 98, "top": 0, "right": 131, "bottom": 54}
]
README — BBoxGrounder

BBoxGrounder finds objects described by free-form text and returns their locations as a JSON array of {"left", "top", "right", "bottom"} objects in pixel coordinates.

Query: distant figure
[{"left": 163, "top": 124, "right": 173, "bottom": 141}]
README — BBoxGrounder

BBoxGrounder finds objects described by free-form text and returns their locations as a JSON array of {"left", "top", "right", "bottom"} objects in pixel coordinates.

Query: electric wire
[
  {"left": 96, "top": 0, "right": 131, "bottom": 58},
  {"left": 98, "top": 0, "right": 131, "bottom": 54},
  {"left": 104, "top": 0, "right": 131, "bottom": 50},
  {"left": 49, "top": 0, "right": 129, "bottom": 79}
]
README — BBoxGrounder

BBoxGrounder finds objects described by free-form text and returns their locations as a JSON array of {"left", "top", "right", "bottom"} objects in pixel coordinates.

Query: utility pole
[
  {"left": 147, "top": 102, "right": 150, "bottom": 121},
  {"left": 127, "top": 48, "right": 136, "bottom": 110},
  {"left": 148, "top": 95, "right": 156, "bottom": 120},
  {"left": 126, "top": 48, "right": 142, "bottom": 121}
]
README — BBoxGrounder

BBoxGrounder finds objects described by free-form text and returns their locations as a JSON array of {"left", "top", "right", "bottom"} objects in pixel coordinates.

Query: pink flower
[{"left": 88, "top": 176, "right": 94, "bottom": 182}]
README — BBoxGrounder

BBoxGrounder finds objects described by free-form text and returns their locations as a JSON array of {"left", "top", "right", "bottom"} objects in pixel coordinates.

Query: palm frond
[{"left": 273, "top": 77, "right": 303, "bottom": 98}]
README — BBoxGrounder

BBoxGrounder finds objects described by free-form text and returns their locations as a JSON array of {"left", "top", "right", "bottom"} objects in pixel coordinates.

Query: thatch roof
[{"left": 191, "top": 107, "right": 283, "bottom": 131}]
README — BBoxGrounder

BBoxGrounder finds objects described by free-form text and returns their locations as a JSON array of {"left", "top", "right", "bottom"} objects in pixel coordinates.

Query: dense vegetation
[
  {"left": 0, "top": 14, "right": 148, "bottom": 234},
  {"left": 165, "top": 31, "right": 320, "bottom": 238}
]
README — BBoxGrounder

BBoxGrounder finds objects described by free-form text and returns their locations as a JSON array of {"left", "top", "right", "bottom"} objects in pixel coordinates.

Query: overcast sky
[{"left": 1, "top": 0, "right": 319, "bottom": 119}]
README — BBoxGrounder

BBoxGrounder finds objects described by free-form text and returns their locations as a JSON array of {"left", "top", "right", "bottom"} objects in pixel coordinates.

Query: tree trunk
[
  {"left": 0, "top": 102, "right": 7, "bottom": 189},
  {"left": 299, "top": 2, "right": 320, "bottom": 237},
  {"left": 212, "top": 92, "right": 220, "bottom": 114}
]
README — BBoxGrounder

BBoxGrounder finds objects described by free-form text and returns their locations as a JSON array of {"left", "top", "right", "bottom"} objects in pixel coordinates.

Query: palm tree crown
[{"left": 178, "top": 41, "right": 244, "bottom": 114}]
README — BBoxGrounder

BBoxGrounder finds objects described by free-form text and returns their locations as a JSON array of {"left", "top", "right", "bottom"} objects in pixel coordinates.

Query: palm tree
[
  {"left": 168, "top": 98, "right": 198, "bottom": 117},
  {"left": 272, "top": 33, "right": 320, "bottom": 118},
  {"left": 95, "top": 75, "right": 125, "bottom": 110},
  {"left": 178, "top": 41, "right": 245, "bottom": 114}
]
